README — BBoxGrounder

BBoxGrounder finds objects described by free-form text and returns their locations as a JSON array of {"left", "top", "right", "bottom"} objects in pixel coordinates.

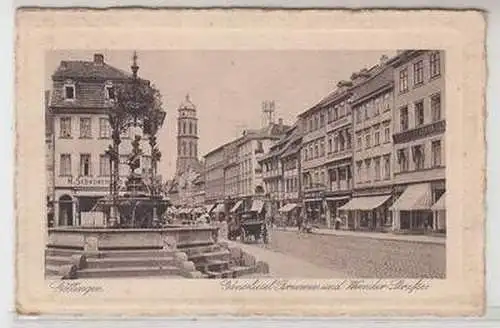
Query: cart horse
[{"left": 228, "top": 210, "right": 269, "bottom": 244}]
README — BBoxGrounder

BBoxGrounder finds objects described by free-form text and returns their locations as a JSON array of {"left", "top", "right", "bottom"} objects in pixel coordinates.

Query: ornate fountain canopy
[{"left": 109, "top": 51, "right": 166, "bottom": 137}]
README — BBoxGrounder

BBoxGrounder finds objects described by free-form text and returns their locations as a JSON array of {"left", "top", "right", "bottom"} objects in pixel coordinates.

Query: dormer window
[
  {"left": 105, "top": 82, "right": 115, "bottom": 101},
  {"left": 64, "top": 83, "right": 75, "bottom": 100}
]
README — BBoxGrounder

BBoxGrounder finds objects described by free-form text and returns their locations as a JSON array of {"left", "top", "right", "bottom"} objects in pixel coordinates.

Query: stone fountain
[{"left": 44, "top": 52, "right": 269, "bottom": 280}]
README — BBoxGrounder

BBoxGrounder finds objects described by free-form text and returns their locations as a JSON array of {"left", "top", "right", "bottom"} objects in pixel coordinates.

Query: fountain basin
[{"left": 47, "top": 226, "right": 220, "bottom": 252}]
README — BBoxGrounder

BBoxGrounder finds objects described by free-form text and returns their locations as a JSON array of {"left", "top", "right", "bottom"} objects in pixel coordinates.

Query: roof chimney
[{"left": 94, "top": 53, "right": 104, "bottom": 65}]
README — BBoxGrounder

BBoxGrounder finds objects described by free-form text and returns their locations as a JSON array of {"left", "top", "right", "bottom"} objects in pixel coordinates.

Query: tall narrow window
[
  {"left": 334, "top": 134, "right": 339, "bottom": 152},
  {"left": 365, "top": 133, "right": 371, "bottom": 149},
  {"left": 80, "top": 154, "right": 91, "bottom": 177},
  {"left": 383, "top": 154, "right": 391, "bottom": 180},
  {"left": 431, "top": 94, "right": 442, "bottom": 122},
  {"left": 99, "top": 154, "right": 111, "bottom": 176},
  {"left": 399, "top": 68, "right": 409, "bottom": 92},
  {"left": 320, "top": 139, "right": 325, "bottom": 156},
  {"left": 400, "top": 106, "right": 409, "bottom": 131},
  {"left": 374, "top": 129, "right": 380, "bottom": 146},
  {"left": 374, "top": 157, "right": 381, "bottom": 181},
  {"left": 357, "top": 135, "right": 362, "bottom": 151},
  {"left": 105, "top": 85, "right": 115, "bottom": 100},
  {"left": 432, "top": 140, "right": 442, "bottom": 167},
  {"left": 80, "top": 117, "right": 92, "bottom": 138},
  {"left": 430, "top": 51, "right": 441, "bottom": 78},
  {"left": 415, "top": 101, "right": 425, "bottom": 126},
  {"left": 346, "top": 129, "right": 352, "bottom": 149},
  {"left": 328, "top": 138, "right": 333, "bottom": 153},
  {"left": 384, "top": 126, "right": 391, "bottom": 143},
  {"left": 60, "top": 154, "right": 71, "bottom": 176},
  {"left": 64, "top": 84, "right": 75, "bottom": 100},
  {"left": 319, "top": 113, "right": 325, "bottom": 127},
  {"left": 413, "top": 60, "right": 424, "bottom": 86},
  {"left": 60, "top": 117, "right": 72, "bottom": 138},
  {"left": 99, "top": 118, "right": 110, "bottom": 138},
  {"left": 339, "top": 132, "right": 345, "bottom": 151},
  {"left": 356, "top": 161, "right": 362, "bottom": 183},
  {"left": 412, "top": 145, "right": 425, "bottom": 170},
  {"left": 364, "top": 159, "right": 372, "bottom": 182},
  {"left": 398, "top": 149, "right": 409, "bottom": 172},
  {"left": 356, "top": 107, "right": 362, "bottom": 123}
]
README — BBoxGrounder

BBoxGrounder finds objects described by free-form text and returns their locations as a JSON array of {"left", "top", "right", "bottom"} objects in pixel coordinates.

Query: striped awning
[
  {"left": 339, "top": 195, "right": 391, "bottom": 211},
  {"left": 250, "top": 200, "right": 265, "bottom": 213},
  {"left": 431, "top": 193, "right": 446, "bottom": 211},
  {"left": 279, "top": 203, "right": 298, "bottom": 213},
  {"left": 390, "top": 183, "right": 433, "bottom": 211},
  {"left": 230, "top": 200, "right": 243, "bottom": 213}
]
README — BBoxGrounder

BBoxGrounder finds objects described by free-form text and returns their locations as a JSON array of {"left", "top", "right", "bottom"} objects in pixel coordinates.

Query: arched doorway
[{"left": 58, "top": 195, "right": 73, "bottom": 226}]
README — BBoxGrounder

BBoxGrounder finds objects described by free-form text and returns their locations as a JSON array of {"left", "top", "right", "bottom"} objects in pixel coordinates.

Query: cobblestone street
[{"left": 253, "top": 230, "right": 446, "bottom": 279}]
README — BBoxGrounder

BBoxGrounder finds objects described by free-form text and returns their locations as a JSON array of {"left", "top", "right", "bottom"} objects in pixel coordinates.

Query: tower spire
[{"left": 131, "top": 51, "right": 139, "bottom": 78}]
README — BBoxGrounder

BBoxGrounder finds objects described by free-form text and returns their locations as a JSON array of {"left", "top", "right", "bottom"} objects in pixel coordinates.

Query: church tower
[{"left": 176, "top": 94, "right": 199, "bottom": 175}]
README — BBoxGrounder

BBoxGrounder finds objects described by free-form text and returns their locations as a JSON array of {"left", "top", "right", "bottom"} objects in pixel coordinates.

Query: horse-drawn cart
[{"left": 228, "top": 211, "right": 269, "bottom": 244}]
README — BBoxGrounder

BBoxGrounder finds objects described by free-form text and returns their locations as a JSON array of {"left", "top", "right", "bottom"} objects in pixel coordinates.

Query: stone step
[
  {"left": 85, "top": 257, "right": 176, "bottom": 269},
  {"left": 188, "top": 250, "right": 230, "bottom": 261},
  {"left": 45, "top": 255, "right": 73, "bottom": 267},
  {"left": 206, "top": 269, "right": 237, "bottom": 279},
  {"left": 45, "top": 265, "right": 63, "bottom": 276},
  {"left": 85, "top": 250, "right": 175, "bottom": 259},
  {"left": 231, "top": 266, "right": 255, "bottom": 277},
  {"left": 177, "top": 241, "right": 216, "bottom": 249},
  {"left": 77, "top": 266, "right": 181, "bottom": 279},
  {"left": 46, "top": 248, "right": 82, "bottom": 258}
]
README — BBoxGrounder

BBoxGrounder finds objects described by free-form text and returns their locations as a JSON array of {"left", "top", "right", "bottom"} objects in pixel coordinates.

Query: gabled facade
[{"left": 49, "top": 53, "right": 154, "bottom": 226}]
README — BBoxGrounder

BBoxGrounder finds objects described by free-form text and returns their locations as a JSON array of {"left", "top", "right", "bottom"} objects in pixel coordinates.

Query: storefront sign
[{"left": 63, "top": 176, "right": 126, "bottom": 187}]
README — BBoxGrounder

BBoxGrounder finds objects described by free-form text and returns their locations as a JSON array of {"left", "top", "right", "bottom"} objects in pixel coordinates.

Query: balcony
[
  {"left": 393, "top": 120, "right": 446, "bottom": 144},
  {"left": 326, "top": 148, "right": 352, "bottom": 162}
]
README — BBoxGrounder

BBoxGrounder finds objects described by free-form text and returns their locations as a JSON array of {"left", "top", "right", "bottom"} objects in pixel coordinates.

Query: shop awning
[
  {"left": 325, "top": 196, "right": 350, "bottom": 201},
  {"left": 304, "top": 198, "right": 322, "bottom": 202},
  {"left": 212, "top": 203, "right": 225, "bottom": 213},
  {"left": 431, "top": 193, "right": 446, "bottom": 211},
  {"left": 390, "top": 183, "right": 433, "bottom": 211},
  {"left": 205, "top": 204, "right": 216, "bottom": 213},
  {"left": 338, "top": 195, "right": 391, "bottom": 211},
  {"left": 230, "top": 200, "right": 243, "bottom": 213},
  {"left": 250, "top": 200, "right": 265, "bottom": 213},
  {"left": 279, "top": 203, "right": 298, "bottom": 213}
]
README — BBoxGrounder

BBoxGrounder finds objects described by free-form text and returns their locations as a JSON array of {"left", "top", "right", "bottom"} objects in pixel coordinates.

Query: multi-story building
[
  {"left": 237, "top": 121, "right": 288, "bottom": 209},
  {"left": 298, "top": 80, "right": 354, "bottom": 228},
  {"left": 339, "top": 58, "right": 396, "bottom": 231},
  {"left": 45, "top": 90, "right": 55, "bottom": 226},
  {"left": 49, "top": 53, "right": 154, "bottom": 226},
  {"left": 389, "top": 50, "right": 446, "bottom": 232},
  {"left": 203, "top": 144, "right": 226, "bottom": 207},
  {"left": 223, "top": 140, "right": 240, "bottom": 199},
  {"left": 259, "top": 123, "right": 302, "bottom": 223},
  {"left": 203, "top": 121, "right": 288, "bottom": 218}
]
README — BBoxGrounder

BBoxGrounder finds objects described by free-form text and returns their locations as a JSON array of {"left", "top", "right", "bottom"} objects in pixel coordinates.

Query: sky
[{"left": 46, "top": 50, "right": 394, "bottom": 179}]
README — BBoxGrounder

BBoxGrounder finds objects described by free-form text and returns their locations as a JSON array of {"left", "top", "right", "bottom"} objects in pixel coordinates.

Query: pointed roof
[{"left": 179, "top": 94, "right": 196, "bottom": 111}]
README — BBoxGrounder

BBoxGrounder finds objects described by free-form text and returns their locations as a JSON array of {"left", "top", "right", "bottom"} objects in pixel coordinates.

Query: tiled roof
[
  {"left": 52, "top": 60, "right": 132, "bottom": 81},
  {"left": 350, "top": 64, "right": 394, "bottom": 105},
  {"left": 49, "top": 57, "right": 145, "bottom": 110}
]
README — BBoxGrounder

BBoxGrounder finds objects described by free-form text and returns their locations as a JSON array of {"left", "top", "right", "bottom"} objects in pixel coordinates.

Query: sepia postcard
[{"left": 15, "top": 8, "right": 486, "bottom": 317}]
